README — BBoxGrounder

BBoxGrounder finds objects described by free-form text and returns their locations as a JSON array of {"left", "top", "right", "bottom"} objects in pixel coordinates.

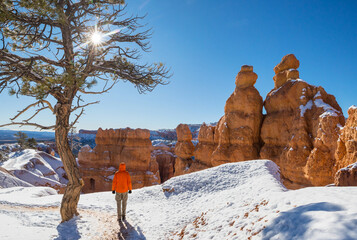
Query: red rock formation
[
  {"left": 335, "top": 106, "right": 357, "bottom": 169},
  {"left": 193, "top": 123, "right": 216, "bottom": 168},
  {"left": 334, "top": 106, "right": 357, "bottom": 186},
  {"left": 260, "top": 54, "right": 345, "bottom": 188},
  {"left": 78, "top": 128, "right": 160, "bottom": 193},
  {"left": 174, "top": 124, "right": 195, "bottom": 176},
  {"left": 178, "top": 65, "right": 263, "bottom": 172},
  {"left": 211, "top": 65, "right": 263, "bottom": 166}
]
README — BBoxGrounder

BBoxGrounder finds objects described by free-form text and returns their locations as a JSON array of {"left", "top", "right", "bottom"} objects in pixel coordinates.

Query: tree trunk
[{"left": 55, "top": 103, "right": 83, "bottom": 222}]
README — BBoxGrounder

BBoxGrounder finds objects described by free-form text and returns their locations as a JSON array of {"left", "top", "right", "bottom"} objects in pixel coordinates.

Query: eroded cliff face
[
  {"left": 260, "top": 54, "right": 345, "bottom": 188},
  {"left": 78, "top": 128, "right": 160, "bottom": 193},
  {"left": 334, "top": 106, "right": 357, "bottom": 186}
]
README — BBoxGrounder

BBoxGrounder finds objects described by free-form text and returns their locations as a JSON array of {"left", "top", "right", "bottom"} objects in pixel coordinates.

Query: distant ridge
[{"left": 0, "top": 130, "right": 55, "bottom": 144}]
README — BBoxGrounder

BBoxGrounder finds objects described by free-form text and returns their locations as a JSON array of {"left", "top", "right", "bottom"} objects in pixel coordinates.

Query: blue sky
[{"left": 0, "top": 0, "right": 356, "bottom": 131}]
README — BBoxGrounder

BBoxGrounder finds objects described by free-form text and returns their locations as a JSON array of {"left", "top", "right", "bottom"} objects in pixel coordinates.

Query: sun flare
[{"left": 91, "top": 31, "right": 103, "bottom": 45}]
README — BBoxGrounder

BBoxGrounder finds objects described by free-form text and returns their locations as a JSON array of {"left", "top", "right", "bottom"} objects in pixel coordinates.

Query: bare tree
[{"left": 0, "top": 0, "right": 170, "bottom": 222}]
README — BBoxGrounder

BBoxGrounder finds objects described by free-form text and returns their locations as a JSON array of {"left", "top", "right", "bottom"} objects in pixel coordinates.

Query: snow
[
  {"left": 1, "top": 160, "right": 357, "bottom": 239},
  {"left": 299, "top": 91, "right": 340, "bottom": 118},
  {"left": 349, "top": 105, "right": 357, "bottom": 111},
  {"left": 339, "top": 162, "right": 357, "bottom": 171},
  {"left": 299, "top": 100, "right": 313, "bottom": 117},
  {"left": 0, "top": 170, "right": 33, "bottom": 188},
  {"left": 0, "top": 143, "right": 20, "bottom": 152},
  {"left": 314, "top": 98, "right": 339, "bottom": 117},
  {"left": 314, "top": 91, "right": 322, "bottom": 98}
]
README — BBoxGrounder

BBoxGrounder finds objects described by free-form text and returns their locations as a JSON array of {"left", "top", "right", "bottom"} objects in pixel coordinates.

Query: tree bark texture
[{"left": 55, "top": 103, "right": 83, "bottom": 222}]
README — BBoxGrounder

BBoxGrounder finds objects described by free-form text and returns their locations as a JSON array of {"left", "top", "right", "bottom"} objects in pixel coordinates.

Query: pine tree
[
  {"left": 27, "top": 137, "right": 37, "bottom": 149},
  {"left": 14, "top": 131, "right": 28, "bottom": 148},
  {"left": 0, "top": 0, "right": 170, "bottom": 222}
]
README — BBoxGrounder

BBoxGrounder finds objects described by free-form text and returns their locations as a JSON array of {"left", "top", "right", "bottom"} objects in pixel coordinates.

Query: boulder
[
  {"left": 235, "top": 65, "right": 258, "bottom": 88},
  {"left": 273, "top": 54, "right": 300, "bottom": 89},
  {"left": 273, "top": 54, "right": 300, "bottom": 74}
]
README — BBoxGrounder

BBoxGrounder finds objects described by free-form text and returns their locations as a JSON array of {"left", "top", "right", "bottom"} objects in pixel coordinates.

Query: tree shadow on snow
[
  {"left": 54, "top": 217, "right": 81, "bottom": 240},
  {"left": 117, "top": 219, "right": 146, "bottom": 240},
  {"left": 262, "top": 202, "right": 348, "bottom": 240}
]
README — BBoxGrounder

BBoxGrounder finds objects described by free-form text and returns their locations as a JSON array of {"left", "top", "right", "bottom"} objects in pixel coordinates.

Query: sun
[{"left": 91, "top": 31, "right": 103, "bottom": 45}]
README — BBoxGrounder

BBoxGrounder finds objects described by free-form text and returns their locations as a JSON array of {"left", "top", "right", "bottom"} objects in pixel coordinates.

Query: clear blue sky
[{"left": 0, "top": 0, "right": 356, "bottom": 131}]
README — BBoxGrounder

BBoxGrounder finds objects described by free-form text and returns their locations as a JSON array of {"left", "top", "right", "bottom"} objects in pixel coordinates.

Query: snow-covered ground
[
  {"left": 1, "top": 160, "right": 357, "bottom": 240},
  {"left": 0, "top": 149, "right": 67, "bottom": 190}
]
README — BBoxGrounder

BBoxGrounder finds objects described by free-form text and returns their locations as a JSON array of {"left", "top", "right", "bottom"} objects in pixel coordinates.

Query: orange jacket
[{"left": 112, "top": 163, "right": 132, "bottom": 193}]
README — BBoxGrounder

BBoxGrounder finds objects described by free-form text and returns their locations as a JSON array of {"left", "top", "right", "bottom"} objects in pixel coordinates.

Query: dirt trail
[{"left": 0, "top": 202, "right": 127, "bottom": 239}]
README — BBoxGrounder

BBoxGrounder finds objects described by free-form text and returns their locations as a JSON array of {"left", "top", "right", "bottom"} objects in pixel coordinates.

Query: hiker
[{"left": 112, "top": 162, "right": 132, "bottom": 221}]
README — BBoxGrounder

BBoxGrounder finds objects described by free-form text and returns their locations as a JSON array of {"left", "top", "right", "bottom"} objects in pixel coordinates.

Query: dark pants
[{"left": 115, "top": 192, "right": 128, "bottom": 218}]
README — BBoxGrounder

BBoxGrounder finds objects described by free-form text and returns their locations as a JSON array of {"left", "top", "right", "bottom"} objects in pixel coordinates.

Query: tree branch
[
  {"left": 79, "top": 79, "right": 118, "bottom": 94},
  {"left": 10, "top": 100, "right": 54, "bottom": 121},
  {"left": 71, "top": 100, "right": 99, "bottom": 112},
  {"left": 0, "top": 122, "right": 55, "bottom": 130},
  {"left": 69, "top": 108, "right": 84, "bottom": 129}
]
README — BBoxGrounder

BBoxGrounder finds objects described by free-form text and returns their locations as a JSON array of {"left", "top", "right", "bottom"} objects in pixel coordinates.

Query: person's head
[{"left": 119, "top": 162, "right": 126, "bottom": 171}]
